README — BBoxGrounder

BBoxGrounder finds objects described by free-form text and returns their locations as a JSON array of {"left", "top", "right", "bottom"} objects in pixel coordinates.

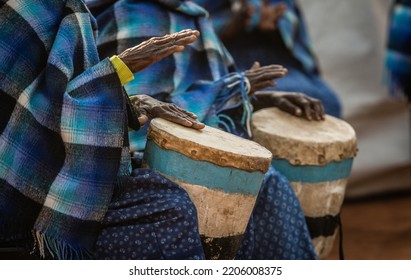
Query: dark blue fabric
[
  {"left": 95, "top": 169, "right": 205, "bottom": 260},
  {"left": 237, "top": 167, "right": 317, "bottom": 260}
]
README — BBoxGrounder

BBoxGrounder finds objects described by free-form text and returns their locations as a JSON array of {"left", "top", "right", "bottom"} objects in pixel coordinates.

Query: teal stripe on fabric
[
  {"left": 144, "top": 140, "right": 264, "bottom": 195},
  {"left": 271, "top": 158, "right": 353, "bottom": 183}
]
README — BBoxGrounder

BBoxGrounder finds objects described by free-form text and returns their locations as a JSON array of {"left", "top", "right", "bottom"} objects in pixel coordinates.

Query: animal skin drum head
[
  {"left": 251, "top": 107, "right": 357, "bottom": 166},
  {"left": 148, "top": 117, "right": 272, "bottom": 172}
]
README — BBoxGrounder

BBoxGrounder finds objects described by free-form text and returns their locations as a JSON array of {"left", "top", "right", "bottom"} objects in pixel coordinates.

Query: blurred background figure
[
  {"left": 300, "top": 0, "right": 410, "bottom": 198},
  {"left": 385, "top": 0, "right": 411, "bottom": 104},
  {"left": 194, "top": 0, "right": 342, "bottom": 117},
  {"left": 298, "top": 0, "right": 411, "bottom": 259}
]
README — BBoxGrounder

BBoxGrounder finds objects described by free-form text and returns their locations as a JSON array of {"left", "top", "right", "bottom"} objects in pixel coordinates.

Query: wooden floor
[{"left": 325, "top": 190, "right": 411, "bottom": 260}]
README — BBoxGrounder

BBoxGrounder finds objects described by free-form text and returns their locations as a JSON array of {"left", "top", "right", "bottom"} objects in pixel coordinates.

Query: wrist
[{"left": 110, "top": 55, "right": 134, "bottom": 86}]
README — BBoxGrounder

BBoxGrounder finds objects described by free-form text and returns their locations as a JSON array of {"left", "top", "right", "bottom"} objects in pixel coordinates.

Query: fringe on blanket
[
  {"left": 33, "top": 230, "right": 94, "bottom": 260},
  {"left": 217, "top": 73, "right": 253, "bottom": 138}
]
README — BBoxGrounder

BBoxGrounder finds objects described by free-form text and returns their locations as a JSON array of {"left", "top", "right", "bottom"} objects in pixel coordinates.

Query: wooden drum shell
[
  {"left": 143, "top": 118, "right": 272, "bottom": 259},
  {"left": 251, "top": 108, "right": 357, "bottom": 259}
]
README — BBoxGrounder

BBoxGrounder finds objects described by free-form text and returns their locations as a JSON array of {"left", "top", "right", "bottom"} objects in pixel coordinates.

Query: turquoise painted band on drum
[
  {"left": 271, "top": 158, "right": 354, "bottom": 183},
  {"left": 144, "top": 140, "right": 264, "bottom": 196}
]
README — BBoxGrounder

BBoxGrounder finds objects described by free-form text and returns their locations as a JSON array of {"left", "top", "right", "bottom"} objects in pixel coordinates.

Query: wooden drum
[
  {"left": 251, "top": 108, "right": 357, "bottom": 259},
  {"left": 143, "top": 118, "right": 272, "bottom": 259}
]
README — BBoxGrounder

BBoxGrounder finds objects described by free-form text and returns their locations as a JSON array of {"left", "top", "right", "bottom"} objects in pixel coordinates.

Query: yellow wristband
[{"left": 110, "top": 55, "right": 134, "bottom": 86}]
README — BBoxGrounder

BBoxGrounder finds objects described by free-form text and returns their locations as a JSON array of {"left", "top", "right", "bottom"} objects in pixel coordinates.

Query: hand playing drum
[
  {"left": 130, "top": 94, "right": 205, "bottom": 129},
  {"left": 243, "top": 61, "right": 325, "bottom": 121},
  {"left": 253, "top": 91, "right": 325, "bottom": 121},
  {"left": 117, "top": 29, "right": 204, "bottom": 130},
  {"left": 118, "top": 29, "right": 200, "bottom": 73}
]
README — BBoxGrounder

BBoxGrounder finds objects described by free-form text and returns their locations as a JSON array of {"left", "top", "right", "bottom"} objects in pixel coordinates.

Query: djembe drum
[
  {"left": 251, "top": 108, "right": 357, "bottom": 259},
  {"left": 143, "top": 118, "right": 272, "bottom": 259}
]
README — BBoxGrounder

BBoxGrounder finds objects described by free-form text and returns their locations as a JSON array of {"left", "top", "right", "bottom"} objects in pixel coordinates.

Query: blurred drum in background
[
  {"left": 143, "top": 118, "right": 272, "bottom": 259},
  {"left": 251, "top": 107, "right": 357, "bottom": 259}
]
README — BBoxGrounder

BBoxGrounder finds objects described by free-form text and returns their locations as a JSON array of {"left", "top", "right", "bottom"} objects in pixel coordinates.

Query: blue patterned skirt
[
  {"left": 95, "top": 168, "right": 205, "bottom": 260},
  {"left": 95, "top": 156, "right": 317, "bottom": 260},
  {"left": 237, "top": 167, "right": 317, "bottom": 259}
]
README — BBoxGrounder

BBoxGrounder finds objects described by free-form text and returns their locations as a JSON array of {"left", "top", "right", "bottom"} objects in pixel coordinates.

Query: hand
[
  {"left": 220, "top": 0, "right": 254, "bottom": 41},
  {"left": 244, "top": 62, "right": 287, "bottom": 94},
  {"left": 118, "top": 29, "right": 200, "bottom": 73},
  {"left": 130, "top": 95, "right": 205, "bottom": 129},
  {"left": 253, "top": 91, "right": 325, "bottom": 121},
  {"left": 259, "top": 1, "right": 287, "bottom": 32}
]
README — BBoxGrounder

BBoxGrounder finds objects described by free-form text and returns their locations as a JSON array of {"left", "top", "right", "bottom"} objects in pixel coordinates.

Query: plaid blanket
[
  {"left": 87, "top": 0, "right": 253, "bottom": 151},
  {"left": 385, "top": 0, "right": 411, "bottom": 101},
  {"left": 0, "top": 0, "right": 131, "bottom": 259}
]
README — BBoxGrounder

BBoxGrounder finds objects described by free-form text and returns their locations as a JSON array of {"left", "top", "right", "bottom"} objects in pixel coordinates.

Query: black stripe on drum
[
  {"left": 306, "top": 214, "right": 341, "bottom": 238},
  {"left": 200, "top": 234, "right": 243, "bottom": 260}
]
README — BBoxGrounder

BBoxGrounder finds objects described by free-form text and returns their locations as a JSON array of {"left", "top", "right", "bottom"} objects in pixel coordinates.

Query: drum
[
  {"left": 251, "top": 108, "right": 357, "bottom": 259},
  {"left": 143, "top": 118, "right": 272, "bottom": 259}
]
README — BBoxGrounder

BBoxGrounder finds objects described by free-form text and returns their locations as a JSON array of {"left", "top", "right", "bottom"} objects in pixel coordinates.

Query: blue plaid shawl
[
  {"left": 0, "top": 0, "right": 131, "bottom": 259},
  {"left": 87, "top": 0, "right": 253, "bottom": 151},
  {"left": 385, "top": 0, "right": 411, "bottom": 101},
  {"left": 195, "top": 0, "right": 318, "bottom": 73}
]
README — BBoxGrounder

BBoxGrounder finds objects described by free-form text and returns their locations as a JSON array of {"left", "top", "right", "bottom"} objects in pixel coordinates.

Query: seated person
[
  {"left": 385, "top": 0, "right": 411, "bottom": 103},
  {"left": 0, "top": 0, "right": 206, "bottom": 260},
  {"left": 194, "top": 0, "right": 342, "bottom": 117},
  {"left": 86, "top": 0, "right": 322, "bottom": 259}
]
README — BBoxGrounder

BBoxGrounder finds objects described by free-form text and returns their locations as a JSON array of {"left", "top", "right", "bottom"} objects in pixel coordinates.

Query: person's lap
[
  {"left": 237, "top": 166, "right": 317, "bottom": 260},
  {"left": 94, "top": 168, "right": 205, "bottom": 260},
  {"left": 110, "top": 153, "right": 317, "bottom": 260}
]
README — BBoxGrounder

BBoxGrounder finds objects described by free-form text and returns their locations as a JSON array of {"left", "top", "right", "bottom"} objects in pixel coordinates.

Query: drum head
[
  {"left": 251, "top": 108, "right": 357, "bottom": 165},
  {"left": 148, "top": 118, "right": 272, "bottom": 172}
]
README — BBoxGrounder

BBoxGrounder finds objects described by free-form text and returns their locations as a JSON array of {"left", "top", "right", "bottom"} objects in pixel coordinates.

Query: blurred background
[{"left": 299, "top": 0, "right": 411, "bottom": 259}]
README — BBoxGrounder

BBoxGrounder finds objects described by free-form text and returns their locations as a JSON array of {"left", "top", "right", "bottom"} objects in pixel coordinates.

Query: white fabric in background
[{"left": 299, "top": 0, "right": 411, "bottom": 197}]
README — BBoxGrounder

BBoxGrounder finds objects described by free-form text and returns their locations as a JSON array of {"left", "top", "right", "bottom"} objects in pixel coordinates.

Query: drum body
[
  {"left": 251, "top": 108, "right": 357, "bottom": 259},
  {"left": 143, "top": 118, "right": 272, "bottom": 259}
]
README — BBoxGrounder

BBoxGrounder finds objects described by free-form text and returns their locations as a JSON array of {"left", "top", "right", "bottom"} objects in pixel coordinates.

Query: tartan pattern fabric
[
  {"left": 385, "top": 0, "right": 411, "bottom": 100},
  {"left": 0, "top": 0, "right": 130, "bottom": 258},
  {"left": 87, "top": 0, "right": 253, "bottom": 151}
]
